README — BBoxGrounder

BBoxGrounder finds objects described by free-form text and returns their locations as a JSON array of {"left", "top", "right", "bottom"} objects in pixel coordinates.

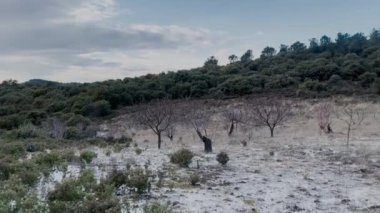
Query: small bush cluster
[
  {"left": 216, "top": 152, "right": 229, "bottom": 165},
  {"left": 107, "top": 168, "right": 151, "bottom": 194},
  {"left": 80, "top": 151, "right": 97, "bottom": 164},
  {"left": 47, "top": 170, "right": 122, "bottom": 213},
  {"left": 170, "top": 149, "right": 194, "bottom": 168},
  {"left": 16, "top": 123, "right": 43, "bottom": 139},
  {"left": 189, "top": 173, "right": 200, "bottom": 186},
  {"left": 143, "top": 202, "right": 171, "bottom": 213}
]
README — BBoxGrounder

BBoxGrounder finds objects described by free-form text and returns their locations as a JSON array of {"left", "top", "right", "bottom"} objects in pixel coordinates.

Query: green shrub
[
  {"left": 80, "top": 151, "right": 97, "bottom": 164},
  {"left": 107, "top": 170, "right": 128, "bottom": 188},
  {"left": 78, "top": 198, "right": 121, "bottom": 213},
  {"left": 1, "top": 142, "right": 25, "bottom": 158},
  {"left": 16, "top": 123, "right": 42, "bottom": 139},
  {"left": 48, "top": 179, "right": 84, "bottom": 202},
  {"left": 0, "top": 159, "right": 15, "bottom": 180},
  {"left": 107, "top": 168, "right": 150, "bottom": 194},
  {"left": 63, "top": 127, "right": 79, "bottom": 140},
  {"left": 126, "top": 168, "right": 150, "bottom": 194},
  {"left": 143, "top": 202, "right": 171, "bottom": 213},
  {"left": 170, "top": 149, "right": 194, "bottom": 168},
  {"left": 16, "top": 162, "right": 40, "bottom": 186},
  {"left": 0, "top": 114, "right": 24, "bottom": 130},
  {"left": 65, "top": 114, "right": 90, "bottom": 127},
  {"left": 216, "top": 152, "right": 229, "bottom": 166},
  {"left": 135, "top": 147, "right": 142, "bottom": 155},
  {"left": 376, "top": 78, "right": 380, "bottom": 94},
  {"left": 189, "top": 173, "right": 200, "bottom": 186},
  {"left": 48, "top": 170, "right": 97, "bottom": 212},
  {"left": 34, "top": 152, "right": 68, "bottom": 174},
  {"left": 81, "top": 100, "right": 111, "bottom": 117}
]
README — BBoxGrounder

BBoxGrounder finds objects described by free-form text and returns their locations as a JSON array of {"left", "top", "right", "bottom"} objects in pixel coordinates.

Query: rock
[{"left": 172, "top": 201, "right": 180, "bottom": 206}]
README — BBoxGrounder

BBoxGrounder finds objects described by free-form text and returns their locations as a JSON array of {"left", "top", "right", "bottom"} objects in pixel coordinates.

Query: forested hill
[{"left": 1, "top": 29, "right": 380, "bottom": 130}]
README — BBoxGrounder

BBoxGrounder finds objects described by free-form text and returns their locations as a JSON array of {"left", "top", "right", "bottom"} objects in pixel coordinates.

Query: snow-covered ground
[{"left": 39, "top": 100, "right": 380, "bottom": 212}]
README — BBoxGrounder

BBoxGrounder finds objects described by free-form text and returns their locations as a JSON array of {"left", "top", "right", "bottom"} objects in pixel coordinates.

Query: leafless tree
[
  {"left": 339, "top": 104, "right": 367, "bottom": 147},
  {"left": 184, "top": 102, "right": 213, "bottom": 153},
  {"left": 165, "top": 124, "right": 176, "bottom": 141},
  {"left": 133, "top": 100, "right": 175, "bottom": 149},
  {"left": 42, "top": 117, "right": 65, "bottom": 139},
  {"left": 315, "top": 102, "right": 334, "bottom": 134},
  {"left": 247, "top": 97, "right": 292, "bottom": 137},
  {"left": 222, "top": 107, "right": 244, "bottom": 136}
]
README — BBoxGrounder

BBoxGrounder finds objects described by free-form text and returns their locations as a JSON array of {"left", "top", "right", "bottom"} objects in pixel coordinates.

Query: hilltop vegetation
[{"left": 1, "top": 29, "right": 380, "bottom": 131}]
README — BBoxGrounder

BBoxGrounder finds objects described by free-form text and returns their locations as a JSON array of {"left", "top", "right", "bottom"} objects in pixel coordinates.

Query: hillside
[{"left": 1, "top": 30, "right": 380, "bottom": 130}]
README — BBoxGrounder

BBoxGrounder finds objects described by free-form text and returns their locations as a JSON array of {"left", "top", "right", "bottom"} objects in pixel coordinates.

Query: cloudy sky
[{"left": 1, "top": 0, "right": 380, "bottom": 82}]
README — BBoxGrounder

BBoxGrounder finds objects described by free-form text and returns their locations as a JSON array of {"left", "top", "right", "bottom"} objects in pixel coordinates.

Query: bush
[
  {"left": 189, "top": 173, "right": 200, "bottom": 186},
  {"left": 1, "top": 142, "right": 25, "bottom": 158},
  {"left": 143, "top": 202, "right": 171, "bottom": 213},
  {"left": 216, "top": 152, "right": 229, "bottom": 166},
  {"left": 107, "top": 170, "right": 128, "bottom": 188},
  {"left": 0, "top": 159, "right": 15, "bottom": 180},
  {"left": 81, "top": 100, "right": 111, "bottom": 117},
  {"left": 16, "top": 123, "right": 43, "bottom": 139},
  {"left": 376, "top": 78, "right": 380, "bottom": 94},
  {"left": 48, "top": 179, "right": 85, "bottom": 202},
  {"left": 126, "top": 168, "right": 150, "bottom": 194},
  {"left": 80, "top": 151, "right": 97, "bottom": 164},
  {"left": 107, "top": 168, "right": 150, "bottom": 194},
  {"left": 16, "top": 162, "right": 40, "bottom": 186},
  {"left": 63, "top": 127, "right": 79, "bottom": 140},
  {"left": 78, "top": 198, "right": 121, "bottom": 213},
  {"left": 170, "top": 149, "right": 194, "bottom": 168},
  {"left": 135, "top": 147, "right": 142, "bottom": 155}
]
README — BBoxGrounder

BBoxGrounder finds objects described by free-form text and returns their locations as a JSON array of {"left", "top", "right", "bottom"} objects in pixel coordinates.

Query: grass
[{"left": 80, "top": 150, "right": 97, "bottom": 164}]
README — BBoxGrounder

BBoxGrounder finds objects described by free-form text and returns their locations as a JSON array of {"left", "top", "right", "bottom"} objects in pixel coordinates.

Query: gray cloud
[{"left": 0, "top": 0, "right": 218, "bottom": 82}]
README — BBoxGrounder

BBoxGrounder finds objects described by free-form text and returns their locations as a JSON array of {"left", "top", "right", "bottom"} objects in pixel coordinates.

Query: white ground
[{"left": 41, "top": 99, "right": 380, "bottom": 213}]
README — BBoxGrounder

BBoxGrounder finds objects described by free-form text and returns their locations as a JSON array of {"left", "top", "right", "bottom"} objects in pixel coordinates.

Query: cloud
[{"left": 0, "top": 0, "right": 221, "bottom": 82}]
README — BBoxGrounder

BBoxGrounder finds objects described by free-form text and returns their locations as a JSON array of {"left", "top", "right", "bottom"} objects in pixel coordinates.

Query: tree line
[
  {"left": 0, "top": 29, "right": 379, "bottom": 131},
  {"left": 131, "top": 97, "right": 368, "bottom": 152}
]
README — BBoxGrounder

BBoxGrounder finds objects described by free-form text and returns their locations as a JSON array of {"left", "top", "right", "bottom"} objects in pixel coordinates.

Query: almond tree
[
  {"left": 222, "top": 107, "right": 244, "bottom": 136},
  {"left": 185, "top": 102, "right": 213, "bottom": 153},
  {"left": 315, "top": 102, "right": 334, "bottom": 134},
  {"left": 339, "top": 104, "right": 366, "bottom": 146},
  {"left": 134, "top": 100, "right": 175, "bottom": 149},
  {"left": 248, "top": 97, "right": 292, "bottom": 137}
]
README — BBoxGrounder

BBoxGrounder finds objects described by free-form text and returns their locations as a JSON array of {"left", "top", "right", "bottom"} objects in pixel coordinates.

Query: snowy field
[{"left": 39, "top": 99, "right": 380, "bottom": 213}]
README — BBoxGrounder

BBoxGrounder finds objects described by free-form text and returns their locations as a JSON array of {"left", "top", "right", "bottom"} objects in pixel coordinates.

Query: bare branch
[
  {"left": 132, "top": 99, "right": 176, "bottom": 149},
  {"left": 247, "top": 97, "right": 292, "bottom": 137}
]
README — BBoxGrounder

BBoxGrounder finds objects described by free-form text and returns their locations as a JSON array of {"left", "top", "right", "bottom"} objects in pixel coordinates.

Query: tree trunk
[
  {"left": 228, "top": 122, "right": 234, "bottom": 136},
  {"left": 270, "top": 127, "right": 274, "bottom": 137},
  {"left": 157, "top": 132, "right": 162, "bottom": 149},
  {"left": 196, "top": 130, "right": 213, "bottom": 153},
  {"left": 346, "top": 125, "right": 351, "bottom": 147},
  {"left": 202, "top": 136, "right": 212, "bottom": 153},
  {"left": 327, "top": 124, "right": 333, "bottom": 133}
]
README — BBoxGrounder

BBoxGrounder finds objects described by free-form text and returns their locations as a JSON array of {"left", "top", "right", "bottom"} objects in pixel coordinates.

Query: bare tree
[
  {"left": 222, "top": 107, "right": 244, "bottom": 136},
  {"left": 339, "top": 104, "right": 366, "bottom": 147},
  {"left": 165, "top": 124, "right": 176, "bottom": 141},
  {"left": 133, "top": 100, "right": 175, "bottom": 149},
  {"left": 185, "top": 102, "right": 213, "bottom": 153},
  {"left": 42, "top": 117, "right": 65, "bottom": 139},
  {"left": 315, "top": 102, "right": 334, "bottom": 134},
  {"left": 247, "top": 97, "right": 292, "bottom": 137}
]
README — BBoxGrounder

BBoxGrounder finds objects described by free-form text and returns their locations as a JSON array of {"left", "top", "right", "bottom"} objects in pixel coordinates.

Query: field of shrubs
[{"left": 0, "top": 97, "right": 379, "bottom": 212}]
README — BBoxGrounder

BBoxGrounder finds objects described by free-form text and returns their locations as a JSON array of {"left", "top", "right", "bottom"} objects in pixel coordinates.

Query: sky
[{"left": 0, "top": 0, "right": 379, "bottom": 83}]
